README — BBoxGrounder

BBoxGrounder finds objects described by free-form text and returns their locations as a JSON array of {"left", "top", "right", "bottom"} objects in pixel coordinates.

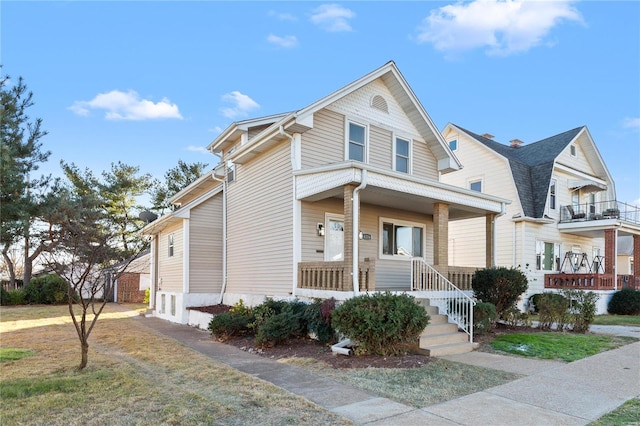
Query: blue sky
[{"left": 2, "top": 1, "right": 639, "bottom": 206}]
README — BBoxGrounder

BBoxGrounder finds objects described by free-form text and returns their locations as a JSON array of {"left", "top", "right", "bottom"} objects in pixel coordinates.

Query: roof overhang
[{"left": 568, "top": 179, "right": 607, "bottom": 193}]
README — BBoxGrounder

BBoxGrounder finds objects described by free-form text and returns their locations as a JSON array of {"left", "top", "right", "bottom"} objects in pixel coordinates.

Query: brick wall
[{"left": 117, "top": 273, "right": 145, "bottom": 303}]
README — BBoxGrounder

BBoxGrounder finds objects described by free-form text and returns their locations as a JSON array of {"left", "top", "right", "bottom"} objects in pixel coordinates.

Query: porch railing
[
  {"left": 297, "top": 260, "right": 375, "bottom": 292},
  {"left": 544, "top": 273, "right": 615, "bottom": 290},
  {"left": 559, "top": 200, "right": 640, "bottom": 225},
  {"left": 618, "top": 275, "right": 640, "bottom": 290},
  {"left": 411, "top": 258, "right": 475, "bottom": 342},
  {"left": 447, "top": 266, "right": 477, "bottom": 290}
]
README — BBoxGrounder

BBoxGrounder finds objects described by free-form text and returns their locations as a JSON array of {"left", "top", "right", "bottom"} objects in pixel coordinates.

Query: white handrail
[{"left": 411, "top": 258, "right": 476, "bottom": 342}]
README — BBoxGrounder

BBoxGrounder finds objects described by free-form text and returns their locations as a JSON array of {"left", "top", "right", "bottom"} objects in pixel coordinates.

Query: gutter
[
  {"left": 352, "top": 169, "right": 368, "bottom": 293},
  {"left": 211, "top": 163, "right": 228, "bottom": 304}
]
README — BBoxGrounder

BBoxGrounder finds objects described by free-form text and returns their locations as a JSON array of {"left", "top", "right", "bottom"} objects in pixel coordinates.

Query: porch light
[{"left": 317, "top": 223, "right": 325, "bottom": 236}]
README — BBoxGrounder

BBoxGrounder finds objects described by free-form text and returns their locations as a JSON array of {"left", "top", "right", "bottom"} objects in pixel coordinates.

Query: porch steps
[{"left": 415, "top": 298, "right": 476, "bottom": 357}]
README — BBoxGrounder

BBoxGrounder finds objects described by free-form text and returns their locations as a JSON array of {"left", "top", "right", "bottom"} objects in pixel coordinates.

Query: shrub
[
  {"left": 0, "top": 286, "right": 8, "bottom": 306},
  {"left": 502, "top": 305, "right": 532, "bottom": 327},
  {"left": 608, "top": 289, "right": 640, "bottom": 315},
  {"left": 208, "top": 299, "right": 253, "bottom": 341},
  {"left": 1, "top": 289, "right": 26, "bottom": 306},
  {"left": 472, "top": 267, "right": 528, "bottom": 319},
  {"left": 21, "top": 274, "right": 71, "bottom": 305},
  {"left": 536, "top": 292, "right": 569, "bottom": 331},
  {"left": 331, "top": 292, "right": 429, "bottom": 356},
  {"left": 529, "top": 293, "right": 567, "bottom": 314},
  {"left": 253, "top": 299, "right": 309, "bottom": 346},
  {"left": 305, "top": 298, "right": 337, "bottom": 344},
  {"left": 563, "top": 290, "right": 598, "bottom": 333},
  {"left": 143, "top": 288, "right": 150, "bottom": 304},
  {"left": 474, "top": 302, "right": 497, "bottom": 334}
]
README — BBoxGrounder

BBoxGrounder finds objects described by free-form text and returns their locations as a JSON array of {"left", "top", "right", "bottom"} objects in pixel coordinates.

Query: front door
[{"left": 325, "top": 215, "right": 344, "bottom": 261}]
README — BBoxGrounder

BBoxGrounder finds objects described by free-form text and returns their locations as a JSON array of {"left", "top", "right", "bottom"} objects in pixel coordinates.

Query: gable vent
[{"left": 371, "top": 95, "right": 389, "bottom": 113}]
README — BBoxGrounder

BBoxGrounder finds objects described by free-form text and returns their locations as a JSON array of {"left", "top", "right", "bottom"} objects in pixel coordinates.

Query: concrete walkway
[{"left": 138, "top": 314, "right": 640, "bottom": 425}]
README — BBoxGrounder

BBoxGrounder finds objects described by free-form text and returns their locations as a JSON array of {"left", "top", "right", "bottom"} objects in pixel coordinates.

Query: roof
[{"left": 454, "top": 125, "right": 584, "bottom": 218}]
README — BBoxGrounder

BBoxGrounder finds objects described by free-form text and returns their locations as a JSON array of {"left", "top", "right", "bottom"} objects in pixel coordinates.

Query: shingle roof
[{"left": 455, "top": 126, "right": 584, "bottom": 218}]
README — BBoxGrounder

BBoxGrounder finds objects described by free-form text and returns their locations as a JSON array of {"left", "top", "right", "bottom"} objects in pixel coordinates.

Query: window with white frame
[
  {"left": 168, "top": 234, "right": 174, "bottom": 257},
  {"left": 394, "top": 137, "right": 411, "bottom": 173},
  {"left": 448, "top": 139, "right": 458, "bottom": 151},
  {"left": 381, "top": 219, "right": 424, "bottom": 258},
  {"left": 536, "top": 241, "right": 560, "bottom": 271},
  {"left": 347, "top": 121, "right": 366, "bottom": 162},
  {"left": 469, "top": 179, "right": 482, "bottom": 192},
  {"left": 549, "top": 179, "right": 557, "bottom": 210}
]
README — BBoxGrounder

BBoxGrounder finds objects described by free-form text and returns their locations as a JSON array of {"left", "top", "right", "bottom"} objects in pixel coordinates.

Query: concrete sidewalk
[{"left": 138, "top": 314, "right": 640, "bottom": 425}]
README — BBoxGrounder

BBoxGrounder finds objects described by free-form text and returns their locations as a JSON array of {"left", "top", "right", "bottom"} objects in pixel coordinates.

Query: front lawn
[
  {"left": 489, "top": 332, "right": 635, "bottom": 362},
  {"left": 592, "top": 314, "right": 640, "bottom": 326},
  {"left": 590, "top": 397, "right": 640, "bottom": 425}
]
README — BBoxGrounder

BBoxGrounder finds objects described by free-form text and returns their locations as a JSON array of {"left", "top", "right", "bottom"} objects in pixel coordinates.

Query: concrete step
[
  {"left": 421, "top": 322, "right": 458, "bottom": 335},
  {"left": 420, "top": 331, "right": 469, "bottom": 347},
  {"left": 423, "top": 342, "right": 476, "bottom": 357},
  {"left": 424, "top": 305, "right": 440, "bottom": 316},
  {"left": 429, "top": 314, "right": 448, "bottom": 324}
]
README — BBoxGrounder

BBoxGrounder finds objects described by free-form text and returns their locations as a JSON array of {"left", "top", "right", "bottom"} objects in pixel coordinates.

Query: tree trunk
[
  {"left": 79, "top": 341, "right": 89, "bottom": 370},
  {"left": 23, "top": 234, "right": 32, "bottom": 286},
  {"left": 1, "top": 248, "right": 16, "bottom": 289}
]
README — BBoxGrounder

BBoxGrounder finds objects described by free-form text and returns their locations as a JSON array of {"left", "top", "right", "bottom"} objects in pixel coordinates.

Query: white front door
[{"left": 325, "top": 215, "right": 344, "bottom": 261}]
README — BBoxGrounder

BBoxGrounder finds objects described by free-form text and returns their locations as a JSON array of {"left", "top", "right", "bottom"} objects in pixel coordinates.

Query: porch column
[
  {"left": 343, "top": 185, "right": 356, "bottom": 291},
  {"left": 486, "top": 214, "right": 495, "bottom": 268},
  {"left": 604, "top": 229, "right": 616, "bottom": 288},
  {"left": 433, "top": 203, "right": 449, "bottom": 275},
  {"left": 634, "top": 235, "right": 640, "bottom": 286}
]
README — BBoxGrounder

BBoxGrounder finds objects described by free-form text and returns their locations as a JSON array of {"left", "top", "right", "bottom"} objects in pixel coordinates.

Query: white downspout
[
  {"left": 211, "top": 164, "right": 228, "bottom": 304},
  {"left": 352, "top": 169, "right": 368, "bottom": 294}
]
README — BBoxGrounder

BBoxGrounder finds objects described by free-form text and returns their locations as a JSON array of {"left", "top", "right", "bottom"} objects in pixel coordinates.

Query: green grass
[
  {"left": 490, "top": 333, "right": 635, "bottom": 362},
  {"left": 0, "top": 348, "right": 33, "bottom": 362},
  {"left": 590, "top": 397, "right": 640, "bottom": 425},
  {"left": 592, "top": 314, "right": 640, "bottom": 326}
]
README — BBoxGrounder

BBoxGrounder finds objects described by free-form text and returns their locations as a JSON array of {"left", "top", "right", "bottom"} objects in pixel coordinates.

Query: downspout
[
  {"left": 279, "top": 126, "right": 300, "bottom": 297},
  {"left": 211, "top": 161, "right": 228, "bottom": 304},
  {"left": 493, "top": 202, "right": 507, "bottom": 268},
  {"left": 352, "top": 169, "right": 368, "bottom": 294}
]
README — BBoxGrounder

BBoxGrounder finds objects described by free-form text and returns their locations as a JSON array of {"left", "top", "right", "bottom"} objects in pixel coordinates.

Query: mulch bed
[{"left": 192, "top": 305, "right": 536, "bottom": 369}]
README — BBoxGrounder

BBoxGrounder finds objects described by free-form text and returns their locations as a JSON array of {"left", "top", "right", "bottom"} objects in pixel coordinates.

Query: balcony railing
[
  {"left": 297, "top": 260, "right": 375, "bottom": 291},
  {"left": 559, "top": 200, "right": 640, "bottom": 225},
  {"left": 544, "top": 273, "right": 615, "bottom": 290}
]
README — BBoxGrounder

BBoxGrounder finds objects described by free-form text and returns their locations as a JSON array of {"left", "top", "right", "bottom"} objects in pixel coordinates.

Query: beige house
[
  {"left": 440, "top": 124, "right": 640, "bottom": 313},
  {"left": 142, "top": 61, "right": 510, "bottom": 352}
]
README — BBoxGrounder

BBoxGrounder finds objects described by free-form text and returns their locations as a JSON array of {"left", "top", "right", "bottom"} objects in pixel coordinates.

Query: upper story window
[
  {"left": 549, "top": 179, "right": 557, "bottom": 210},
  {"left": 469, "top": 179, "right": 482, "bottom": 192},
  {"left": 448, "top": 139, "right": 458, "bottom": 151},
  {"left": 394, "top": 137, "right": 411, "bottom": 174},
  {"left": 381, "top": 218, "right": 424, "bottom": 258},
  {"left": 168, "top": 234, "right": 174, "bottom": 257},
  {"left": 570, "top": 144, "right": 577, "bottom": 157},
  {"left": 347, "top": 121, "right": 367, "bottom": 162},
  {"left": 536, "top": 241, "right": 560, "bottom": 271}
]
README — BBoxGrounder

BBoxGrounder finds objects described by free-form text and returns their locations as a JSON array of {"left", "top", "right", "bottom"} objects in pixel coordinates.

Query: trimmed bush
[
  {"left": 608, "top": 289, "right": 640, "bottom": 315},
  {"left": 21, "top": 274, "right": 71, "bottom": 305},
  {"left": 472, "top": 267, "right": 528, "bottom": 318},
  {"left": 474, "top": 302, "right": 497, "bottom": 334},
  {"left": 305, "top": 298, "right": 337, "bottom": 344},
  {"left": 208, "top": 299, "right": 253, "bottom": 341},
  {"left": 331, "top": 292, "right": 429, "bottom": 356},
  {"left": 253, "top": 299, "right": 309, "bottom": 346}
]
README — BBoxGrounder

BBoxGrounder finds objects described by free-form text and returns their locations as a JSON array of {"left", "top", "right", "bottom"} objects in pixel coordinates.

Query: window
[
  {"left": 394, "top": 137, "right": 410, "bottom": 173},
  {"left": 348, "top": 122, "right": 366, "bottom": 162},
  {"left": 469, "top": 179, "right": 482, "bottom": 192},
  {"left": 536, "top": 241, "right": 560, "bottom": 271},
  {"left": 448, "top": 139, "right": 458, "bottom": 151},
  {"left": 168, "top": 234, "right": 174, "bottom": 257},
  {"left": 381, "top": 219, "right": 424, "bottom": 258},
  {"left": 570, "top": 144, "right": 576, "bottom": 157},
  {"left": 161, "top": 294, "right": 166, "bottom": 314},
  {"left": 549, "top": 179, "right": 556, "bottom": 210},
  {"left": 170, "top": 295, "right": 176, "bottom": 316},
  {"left": 588, "top": 193, "right": 595, "bottom": 215}
]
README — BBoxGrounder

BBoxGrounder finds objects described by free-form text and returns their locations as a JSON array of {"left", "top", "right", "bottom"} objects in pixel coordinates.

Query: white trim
[
  {"left": 292, "top": 177, "right": 301, "bottom": 295},
  {"left": 344, "top": 118, "right": 369, "bottom": 163},
  {"left": 392, "top": 134, "right": 412, "bottom": 174},
  {"left": 570, "top": 143, "right": 577, "bottom": 157},
  {"left": 468, "top": 177, "right": 483, "bottom": 193},
  {"left": 549, "top": 178, "right": 557, "bottom": 212},
  {"left": 182, "top": 219, "right": 190, "bottom": 294},
  {"left": 447, "top": 138, "right": 458, "bottom": 152},
  {"left": 378, "top": 216, "right": 426, "bottom": 261}
]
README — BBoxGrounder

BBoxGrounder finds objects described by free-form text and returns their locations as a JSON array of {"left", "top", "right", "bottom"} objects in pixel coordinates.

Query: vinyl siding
[
  {"left": 412, "top": 140, "right": 439, "bottom": 180},
  {"left": 226, "top": 141, "right": 293, "bottom": 296},
  {"left": 157, "top": 222, "right": 184, "bottom": 292},
  {"left": 301, "top": 109, "right": 345, "bottom": 168},
  {"left": 189, "top": 194, "right": 223, "bottom": 294},
  {"left": 369, "top": 125, "right": 392, "bottom": 170}
]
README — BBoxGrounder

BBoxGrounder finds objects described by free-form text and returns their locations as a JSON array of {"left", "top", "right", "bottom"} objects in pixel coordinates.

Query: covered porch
[
  {"left": 545, "top": 202, "right": 640, "bottom": 292},
  {"left": 293, "top": 162, "right": 509, "bottom": 295}
]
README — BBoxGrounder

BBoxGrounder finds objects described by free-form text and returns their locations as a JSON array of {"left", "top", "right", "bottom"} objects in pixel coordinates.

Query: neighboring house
[
  {"left": 142, "top": 61, "right": 511, "bottom": 353},
  {"left": 617, "top": 236, "right": 635, "bottom": 279},
  {"left": 104, "top": 250, "right": 151, "bottom": 303},
  {"left": 440, "top": 124, "right": 640, "bottom": 313}
]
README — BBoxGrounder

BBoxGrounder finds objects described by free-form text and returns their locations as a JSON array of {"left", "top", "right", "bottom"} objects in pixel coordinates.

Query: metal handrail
[{"left": 411, "top": 258, "right": 476, "bottom": 342}]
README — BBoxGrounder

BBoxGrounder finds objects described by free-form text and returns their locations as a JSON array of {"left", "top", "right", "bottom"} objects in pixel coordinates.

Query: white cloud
[
  {"left": 186, "top": 145, "right": 209, "bottom": 155},
  {"left": 69, "top": 90, "right": 183, "bottom": 120},
  {"left": 268, "top": 10, "right": 297, "bottom": 21},
  {"left": 267, "top": 34, "right": 299, "bottom": 48},
  {"left": 220, "top": 91, "right": 260, "bottom": 119},
  {"left": 416, "top": 0, "right": 583, "bottom": 56},
  {"left": 622, "top": 117, "right": 640, "bottom": 129},
  {"left": 310, "top": 4, "right": 355, "bottom": 32}
]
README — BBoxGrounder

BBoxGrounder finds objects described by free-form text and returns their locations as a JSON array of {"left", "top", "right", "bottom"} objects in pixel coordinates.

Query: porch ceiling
[
  {"left": 558, "top": 220, "right": 640, "bottom": 238},
  {"left": 295, "top": 164, "right": 508, "bottom": 220}
]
